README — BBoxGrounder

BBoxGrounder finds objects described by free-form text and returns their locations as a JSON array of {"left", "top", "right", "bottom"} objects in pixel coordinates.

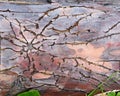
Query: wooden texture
[{"left": 0, "top": 0, "right": 120, "bottom": 96}]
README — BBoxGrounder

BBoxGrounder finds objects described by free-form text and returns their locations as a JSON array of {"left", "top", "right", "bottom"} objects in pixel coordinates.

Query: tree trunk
[{"left": 0, "top": 0, "right": 120, "bottom": 96}]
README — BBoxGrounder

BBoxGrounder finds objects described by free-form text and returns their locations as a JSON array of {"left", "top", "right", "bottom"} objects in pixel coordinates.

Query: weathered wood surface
[{"left": 0, "top": 0, "right": 120, "bottom": 96}]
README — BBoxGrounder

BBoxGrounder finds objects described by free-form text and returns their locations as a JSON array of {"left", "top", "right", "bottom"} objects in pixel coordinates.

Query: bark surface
[{"left": 0, "top": 0, "right": 120, "bottom": 96}]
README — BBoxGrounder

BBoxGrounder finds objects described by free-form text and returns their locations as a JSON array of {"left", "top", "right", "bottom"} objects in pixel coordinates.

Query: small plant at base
[
  {"left": 107, "top": 91, "right": 120, "bottom": 96},
  {"left": 87, "top": 72, "right": 120, "bottom": 96},
  {"left": 17, "top": 89, "right": 40, "bottom": 96}
]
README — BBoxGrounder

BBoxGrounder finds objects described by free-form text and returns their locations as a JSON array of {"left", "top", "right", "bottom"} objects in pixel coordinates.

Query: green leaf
[
  {"left": 107, "top": 92, "right": 116, "bottom": 96},
  {"left": 116, "top": 92, "right": 120, "bottom": 96},
  {"left": 17, "top": 89, "right": 40, "bottom": 96}
]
